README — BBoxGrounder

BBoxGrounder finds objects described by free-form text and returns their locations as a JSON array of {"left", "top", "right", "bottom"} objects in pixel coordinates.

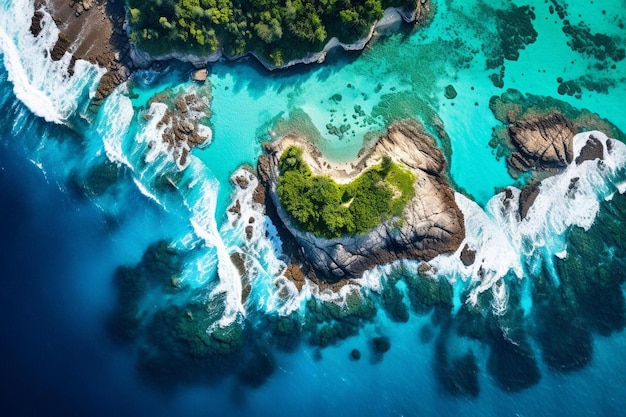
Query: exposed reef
[
  {"left": 483, "top": 5, "right": 538, "bottom": 88},
  {"left": 258, "top": 119, "right": 465, "bottom": 281},
  {"left": 489, "top": 89, "right": 625, "bottom": 178},
  {"left": 142, "top": 85, "right": 213, "bottom": 170}
]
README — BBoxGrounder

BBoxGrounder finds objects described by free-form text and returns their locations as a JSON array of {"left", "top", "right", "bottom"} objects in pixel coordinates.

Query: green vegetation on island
[
  {"left": 125, "top": 0, "right": 416, "bottom": 66},
  {"left": 277, "top": 145, "right": 415, "bottom": 238}
]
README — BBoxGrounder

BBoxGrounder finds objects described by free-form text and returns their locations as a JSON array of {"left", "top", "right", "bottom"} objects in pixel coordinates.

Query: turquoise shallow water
[{"left": 1, "top": 0, "right": 626, "bottom": 415}]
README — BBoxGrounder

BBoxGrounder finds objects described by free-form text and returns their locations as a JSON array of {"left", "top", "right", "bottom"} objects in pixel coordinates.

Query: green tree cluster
[
  {"left": 126, "top": 0, "right": 411, "bottom": 64},
  {"left": 277, "top": 146, "right": 415, "bottom": 238}
]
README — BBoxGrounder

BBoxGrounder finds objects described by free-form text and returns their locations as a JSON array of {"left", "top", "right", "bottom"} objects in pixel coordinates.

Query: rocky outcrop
[
  {"left": 50, "top": 32, "right": 71, "bottom": 61},
  {"left": 258, "top": 119, "right": 465, "bottom": 281},
  {"left": 518, "top": 181, "right": 541, "bottom": 221},
  {"left": 489, "top": 89, "right": 625, "bottom": 179},
  {"left": 575, "top": 134, "right": 604, "bottom": 165},
  {"left": 507, "top": 113, "right": 576, "bottom": 172},
  {"left": 30, "top": 10, "right": 44, "bottom": 37},
  {"left": 192, "top": 69, "right": 208, "bottom": 82},
  {"left": 145, "top": 88, "right": 212, "bottom": 169},
  {"left": 33, "top": 0, "right": 134, "bottom": 108},
  {"left": 460, "top": 244, "right": 476, "bottom": 266}
]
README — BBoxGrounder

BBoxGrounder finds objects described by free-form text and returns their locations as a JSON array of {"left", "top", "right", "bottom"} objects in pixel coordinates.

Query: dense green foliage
[
  {"left": 277, "top": 146, "right": 415, "bottom": 237},
  {"left": 125, "top": 0, "right": 412, "bottom": 65}
]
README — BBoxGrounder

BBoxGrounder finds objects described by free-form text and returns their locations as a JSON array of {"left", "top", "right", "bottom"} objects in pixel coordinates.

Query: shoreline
[
  {"left": 258, "top": 118, "right": 466, "bottom": 281},
  {"left": 33, "top": 1, "right": 430, "bottom": 90},
  {"left": 128, "top": 5, "right": 429, "bottom": 71},
  {"left": 266, "top": 132, "right": 389, "bottom": 185}
]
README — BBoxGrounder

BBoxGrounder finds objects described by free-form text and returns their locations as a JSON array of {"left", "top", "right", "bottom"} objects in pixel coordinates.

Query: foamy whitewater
[
  {"left": 1, "top": 0, "right": 626, "bottom": 416},
  {"left": 0, "top": 0, "right": 104, "bottom": 123},
  {"left": 428, "top": 131, "right": 626, "bottom": 311}
]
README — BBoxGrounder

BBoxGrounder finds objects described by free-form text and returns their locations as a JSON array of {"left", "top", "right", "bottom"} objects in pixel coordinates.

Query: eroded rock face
[
  {"left": 33, "top": 0, "right": 133, "bottom": 108},
  {"left": 507, "top": 113, "right": 575, "bottom": 171},
  {"left": 258, "top": 119, "right": 465, "bottom": 281}
]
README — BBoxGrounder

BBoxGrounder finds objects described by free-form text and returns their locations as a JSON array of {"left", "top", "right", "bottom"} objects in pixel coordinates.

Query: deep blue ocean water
[{"left": 1, "top": 0, "right": 626, "bottom": 415}]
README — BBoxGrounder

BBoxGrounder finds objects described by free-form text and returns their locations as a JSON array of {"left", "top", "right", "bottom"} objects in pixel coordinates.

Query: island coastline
[{"left": 257, "top": 118, "right": 465, "bottom": 281}]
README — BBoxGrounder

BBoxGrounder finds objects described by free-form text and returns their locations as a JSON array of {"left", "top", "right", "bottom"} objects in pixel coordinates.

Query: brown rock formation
[
  {"left": 32, "top": 0, "right": 133, "bottom": 108},
  {"left": 258, "top": 119, "right": 465, "bottom": 281},
  {"left": 30, "top": 10, "right": 44, "bottom": 37},
  {"left": 460, "top": 244, "right": 476, "bottom": 266},
  {"left": 192, "top": 69, "right": 208, "bottom": 82},
  {"left": 507, "top": 113, "right": 576, "bottom": 172},
  {"left": 146, "top": 88, "right": 212, "bottom": 169}
]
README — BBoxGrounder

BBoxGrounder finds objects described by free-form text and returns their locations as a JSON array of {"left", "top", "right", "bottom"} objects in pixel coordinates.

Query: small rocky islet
[{"left": 257, "top": 118, "right": 465, "bottom": 281}]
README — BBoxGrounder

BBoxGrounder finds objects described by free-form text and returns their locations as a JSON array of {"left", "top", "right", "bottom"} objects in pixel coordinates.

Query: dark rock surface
[
  {"left": 575, "top": 135, "right": 604, "bottom": 165},
  {"left": 258, "top": 119, "right": 465, "bottom": 281},
  {"left": 518, "top": 182, "right": 541, "bottom": 220},
  {"left": 460, "top": 244, "right": 476, "bottom": 266},
  {"left": 30, "top": 10, "right": 44, "bottom": 37}
]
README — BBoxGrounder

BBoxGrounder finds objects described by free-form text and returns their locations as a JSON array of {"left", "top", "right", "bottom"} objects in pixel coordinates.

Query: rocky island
[{"left": 258, "top": 119, "right": 465, "bottom": 280}]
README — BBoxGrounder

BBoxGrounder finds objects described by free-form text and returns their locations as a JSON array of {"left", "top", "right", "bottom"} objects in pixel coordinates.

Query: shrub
[{"left": 277, "top": 146, "right": 415, "bottom": 237}]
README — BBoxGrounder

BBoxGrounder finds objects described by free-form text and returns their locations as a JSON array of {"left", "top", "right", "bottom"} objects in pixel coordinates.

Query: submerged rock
[
  {"left": 444, "top": 84, "right": 457, "bottom": 99},
  {"left": 434, "top": 329, "right": 480, "bottom": 398},
  {"left": 258, "top": 119, "right": 465, "bottom": 281},
  {"left": 371, "top": 336, "right": 391, "bottom": 361}
]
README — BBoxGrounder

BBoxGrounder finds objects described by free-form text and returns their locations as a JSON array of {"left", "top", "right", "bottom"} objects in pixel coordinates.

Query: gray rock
[{"left": 575, "top": 135, "right": 604, "bottom": 165}]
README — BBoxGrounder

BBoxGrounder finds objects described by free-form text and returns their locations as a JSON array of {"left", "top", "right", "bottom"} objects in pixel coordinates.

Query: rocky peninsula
[{"left": 258, "top": 119, "right": 465, "bottom": 281}]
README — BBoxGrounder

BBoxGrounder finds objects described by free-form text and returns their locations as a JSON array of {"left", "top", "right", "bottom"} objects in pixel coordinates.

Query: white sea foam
[
  {"left": 28, "top": 158, "right": 48, "bottom": 182},
  {"left": 132, "top": 177, "right": 167, "bottom": 210},
  {"left": 98, "top": 89, "right": 134, "bottom": 168},
  {"left": 183, "top": 160, "right": 245, "bottom": 328},
  {"left": 220, "top": 168, "right": 298, "bottom": 314},
  {"left": 429, "top": 131, "right": 626, "bottom": 312},
  {"left": 135, "top": 102, "right": 169, "bottom": 164},
  {"left": 0, "top": 0, "right": 105, "bottom": 123}
]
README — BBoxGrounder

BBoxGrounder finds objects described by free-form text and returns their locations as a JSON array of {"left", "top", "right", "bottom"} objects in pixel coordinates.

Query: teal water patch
[
  {"left": 502, "top": 0, "right": 626, "bottom": 131},
  {"left": 198, "top": 65, "right": 286, "bottom": 217}
]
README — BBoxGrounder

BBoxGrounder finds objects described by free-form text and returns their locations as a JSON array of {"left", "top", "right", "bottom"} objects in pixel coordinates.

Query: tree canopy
[
  {"left": 125, "top": 0, "right": 413, "bottom": 65},
  {"left": 276, "top": 146, "right": 416, "bottom": 238}
]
